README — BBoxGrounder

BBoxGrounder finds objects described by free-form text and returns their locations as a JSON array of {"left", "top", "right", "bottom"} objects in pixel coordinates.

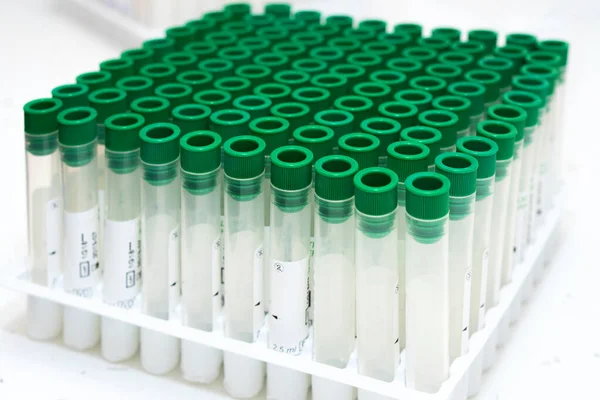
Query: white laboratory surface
[{"left": 1, "top": 0, "right": 600, "bottom": 399}]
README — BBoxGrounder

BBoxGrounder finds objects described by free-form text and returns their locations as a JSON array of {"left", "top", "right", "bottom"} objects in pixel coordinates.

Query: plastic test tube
[
  {"left": 387, "top": 142, "right": 430, "bottom": 356},
  {"left": 139, "top": 122, "right": 182, "bottom": 375},
  {"left": 400, "top": 126, "right": 443, "bottom": 171},
  {"left": 267, "top": 146, "right": 314, "bottom": 400},
  {"left": 447, "top": 81, "right": 486, "bottom": 136},
  {"left": 101, "top": 113, "right": 144, "bottom": 362},
  {"left": 23, "top": 98, "right": 64, "bottom": 340},
  {"left": 354, "top": 167, "right": 399, "bottom": 399},
  {"left": 404, "top": 171, "right": 451, "bottom": 393},
  {"left": 455, "top": 136, "right": 498, "bottom": 397},
  {"left": 312, "top": 155, "right": 359, "bottom": 400},
  {"left": 418, "top": 109, "right": 459, "bottom": 152},
  {"left": 222, "top": 136, "right": 267, "bottom": 398},
  {"left": 180, "top": 131, "right": 224, "bottom": 383},
  {"left": 58, "top": 107, "right": 101, "bottom": 350},
  {"left": 434, "top": 152, "right": 478, "bottom": 363}
]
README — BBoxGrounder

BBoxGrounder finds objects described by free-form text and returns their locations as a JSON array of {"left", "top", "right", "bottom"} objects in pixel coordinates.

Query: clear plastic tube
[
  {"left": 97, "top": 129, "right": 106, "bottom": 274},
  {"left": 396, "top": 185, "right": 407, "bottom": 353},
  {"left": 469, "top": 113, "right": 484, "bottom": 136},
  {"left": 535, "top": 106, "right": 551, "bottom": 228},
  {"left": 527, "top": 121, "right": 543, "bottom": 245},
  {"left": 502, "top": 140, "right": 524, "bottom": 285},
  {"left": 263, "top": 159, "right": 271, "bottom": 313},
  {"left": 515, "top": 128, "right": 535, "bottom": 263}
]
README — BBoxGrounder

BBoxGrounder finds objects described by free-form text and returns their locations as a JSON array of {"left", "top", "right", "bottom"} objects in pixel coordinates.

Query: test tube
[
  {"left": 387, "top": 142, "right": 430, "bottom": 355},
  {"left": 360, "top": 117, "right": 402, "bottom": 166},
  {"left": 338, "top": 133, "right": 380, "bottom": 170},
  {"left": 312, "top": 155, "right": 360, "bottom": 400},
  {"left": 223, "top": 136, "right": 267, "bottom": 398},
  {"left": 354, "top": 167, "right": 399, "bottom": 399},
  {"left": 101, "top": 113, "right": 144, "bottom": 362},
  {"left": 400, "top": 126, "right": 443, "bottom": 171},
  {"left": 404, "top": 171, "right": 451, "bottom": 393},
  {"left": 23, "top": 98, "right": 64, "bottom": 340},
  {"left": 418, "top": 110, "right": 459, "bottom": 152},
  {"left": 447, "top": 81, "right": 486, "bottom": 136},
  {"left": 58, "top": 107, "right": 101, "bottom": 350},
  {"left": 434, "top": 153, "right": 478, "bottom": 363},
  {"left": 456, "top": 136, "right": 498, "bottom": 397},
  {"left": 432, "top": 95, "right": 472, "bottom": 140},
  {"left": 464, "top": 69, "right": 501, "bottom": 113},
  {"left": 267, "top": 146, "right": 314, "bottom": 400},
  {"left": 139, "top": 122, "right": 182, "bottom": 375},
  {"left": 180, "top": 131, "right": 223, "bottom": 383}
]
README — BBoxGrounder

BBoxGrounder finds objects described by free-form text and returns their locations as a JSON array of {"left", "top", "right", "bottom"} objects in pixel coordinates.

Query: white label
[
  {"left": 269, "top": 256, "right": 309, "bottom": 355},
  {"left": 63, "top": 206, "right": 100, "bottom": 297},
  {"left": 46, "top": 198, "right": 61, "bottom": 287},
  {"left": 103, "top": 218, "right": 140, "bottom": 308},
  {"left": 168, "top": 226, "right": 180, "bottom": 316},
  {"left": 462, "top": 268, "right": 472, "bottom": 354},
  {"left": 212, "top": 237, "right": 222, "bottom": 320},
  {"left": 478, "top": 248, "right": 489, "bottom": 330},
  {"left": 253, "top": 245, "right": 264, "bottom": 339}
]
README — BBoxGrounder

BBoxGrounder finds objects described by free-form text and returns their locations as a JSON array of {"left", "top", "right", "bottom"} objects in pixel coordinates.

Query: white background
[{"left": 1, "top": 0, "right": 600, "bottom": 399}]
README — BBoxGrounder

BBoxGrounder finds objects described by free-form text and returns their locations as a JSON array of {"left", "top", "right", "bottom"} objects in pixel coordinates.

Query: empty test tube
[
  {"left": 23, "top": 98, "right": 64, "bottom": 340},
  {"left": 418, "top": 110, "right": 460, "bottom": 152},
  {"left": 400, "top": 126, "right": 443, "bottom": 171}
]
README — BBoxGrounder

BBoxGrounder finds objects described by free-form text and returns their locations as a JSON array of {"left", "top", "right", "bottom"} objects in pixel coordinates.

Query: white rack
[{"left": 0, "top": 199, "right": 562, "bottom": 400}]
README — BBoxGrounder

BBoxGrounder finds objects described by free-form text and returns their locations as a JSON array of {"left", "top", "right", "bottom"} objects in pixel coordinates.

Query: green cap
[
  {"left": 88, "top": 88, "right": 128, "bottom": 124},
  {"left": 292, "top": 57, "right": 328, "bottom": 74},
  {"left": 477, "top": 56, "right": 514, "bottom": 88},
  {"left": 265, "top": 3, "right": 291, "bottom": 18},
  {"left": 386, "top": 57, "right": 424, "bottom": 79},
  {"left": 76, "top": 71, "right": 112, "bottom": 92},
  {"left": 224, "top": 2, "right": 251, "bottom": 18},
  {"left": 185, "top": 19, "right": 217, "bottom": 41},
  {"left": 493, "top": 45, "right": 528, "bottom": 73},
  {"left": 360, "top": 117, "right": 402, "bottom": 156},
  {"left": 369, "top": 70, "right": 408, "bottom": 92},
  {"left": 209, "top": 109, "right": 251, "bottom": 142},
  {"left": 223, "top": 135, "right": 266, "bottom": 179},
  {"left": 393, "top": 23, "right": 423, "bottom": 43},
  {"left": 432, "top": 96, "right": 471, "bottom": 131},
  {"left": 311, "top": 73, "right": 348, "bottom": 99},
  {"left": 452, "top": 40, "right": 486, "bottom": 60},
  {"left": 193, "top": 89, "right": 233, "bottom": 111},
  {"left": 235, "top": 64, "right": 272, "bottom": 86},
  {"left": 362, "top": 42, "right": 398, "bottom": 62},
  {"left": 155, "top": 83, "right": 193, "bottom": 112},
  {"left": 143, "top": 38, "right": 176, "bottom": 61},
  {"left": 180, "top": 131, "right": 222, "bottom": 173},
  {"left": 270, "top": 102, "right": 311, "bottom": 130},
  {"left": 378, "top": 101, "right": 419, "bottom": 127},
  {"left": 502, "top": 90, "right": 542, "bottom": 128},
  {"left": 273, "top": 69, "right": 311, "bottom": 88},
  {"left": 328, "top": 37, "right": 362, "bottom": 55},
  {"left": 139, "top": 123, "right": 180, "bottom": 164},
  {"left": 222, "top": 21, "right": 253, "bottom": 39},
  {"left": 447, "top": 81, "right": 486, "bottom": 116},
  {"left": 249, "top": 116, "right": 290, "bottom": 154},
  {"left": 293, "top": 125, "right": 335, "bottom": 162},
  {"left": 354, "top": 167, "right": 398, "bottom": 215},
  {"left": 310, "top": 45, "right": 346, "bottom": 65},
  {"left": 465, "top": 69, "right": 501, "bottom": 104},
  {"left": 163, "top": 51, "right": 199, "bottom": 72},
  {"left": 24, "top": 98, "right": 63, "bottom": 134},
  {"left": 358, "top": 19, "right": 387, "bottom": 34},
  {"left": 418, "top": 110, "right": 459, "bottom": 148},
  {"left": 130, "top": 96, "right": 170, "bottom": 124},
  {"left": 254, "top": 82, "right": 293, "bottom": 103},
  {"left": 431, "top": 27, "right": 462, "bottom": 42},
  {"left": 291, "top": 86, "right": 331, "bottom": 112},
  {"left": 184, "top": 41, "right": 218, "bottom": 58},
  {"left": 197, "top": 58, "right": 235, "bottom": 80},
  {"left": 402, "top": 46, "right": 438, "bottom": 66},
  {"left": 425, "top": 63, "right": 463, "bottom": 84},
  {"left": 506, "top": 33, "right": 537, "bottom": 50},
  {"left": 437, "top": 51, "right": 475, "bottom": 71},
  {"left": 387, "top": 141, "right": 430, "bottom": 182},
  {"left": 343, "top": 27, "right": 377, "bottom": 44},
  {"left": 308, "top": 25, "right": 339, "bottom": 40},
  {"left": 487, "top": 104, "right": 527, "bottom": 141},
  {"left": 333, "top": 95, "right": 374, "bottom": 123},
  {"left": 338, "top": 133, "right": 380, "bottom": 169},
  {"left": 353, "top": 82, "right": 392, "bottom": 107},
  {"left": 417, "top": 36, "right": 451, "bottom": 52},
  {"left": 243, "top": 13, "right": 275, "bottom": 29},
  {"left": 314, "top": 110, "right": 354, "bottom": 141},
  {"left": 104, "top": 112, "right": 144, "bottom": 152},
  {"left": 58, "top": 107, "right": 98, "bottom": 146},
  {"left": 205, "top": 31, "right": 238, "bottom": 47},
  {"left": 100, "top": 58, "right": 134, "bottom": 84},
  {"left": 219, "top": 46, "right": 254, "bottom": 67},
  {"left": 272, "top": 42, "right": 308, "bottom": 62},
  {"left": 121, "top": 48, "right": 155, "bottom": 73},
  {"left": 276, "top": 19, "right": 307, "bottom": 34},
  {"left": 214, "top": 76, "right": 252, "bottom": 97},
  {"left": 476, "top": 120, "right": 517, "bottom": 160},
  {"left": 394, "top": 89, "right": 433, "bottom": 113},
  {"left": 400, "top": 126, "right": 443, "bottom": 166},
  {"left": 525, "top": 51, "right": 563, "bottom": 71},
  {"left": 467, "top": 29, "right": 498, "bottom": 53},
  {"left": 233, "top": 95, "right": 273, "bottom": 119},
  {"left": 511, "top": 75, "right": 550, "bottom": 106},
  {"left": 434, "top": 152, "right": 478, "bottom": 197},
  {"left": 329, "top": 63, "right": 366, "bottom": 85},
  {"left": 116, "top": 76, "right": 154, "bottom": 105},
  {"left": 176, "top": 70, "right": 213, "bottom": 91},
  {"left": 292, "top": 32, "right": 325, "bottom": 49},
  {"left": 538, "top": 40, "right": 569, "bottom": 67},
  {"left": 270, "top": 145, "right": 314, "bottom": 190},
  {"left": 294, "top": 10, "right": 322, "bottom": 25},
  {"left": 520, "top": 64, "right": 560, "bottom": 94},
  {"left": 378, "top": 32, "right": 412, "bottom": 50},
  {"left": 205, "top": 9, "right": 234, "bottom": 25},
  {"left": 347, "top": 52, "right": 384, "bottom": 73},
  {"left": 172, "top": 104, "right": 211, "bottom": 134},
  {"left": 456, "top": 136, "right": 498, "bottom": 179},
  {"left": 405, "top": 172, "right": 450, "bottom": 219},
  {"left": 254, "top": 52, "right": 290, "bottom": 73},
  {"left": 140, "top": 63, "right": 177, "bottom": 87},
  {"left": 166, "top": 26, "right": 196, "bottom": 50},
  {"left": 409, "top": 75, "right": 447, "bottom": 97},
  {"left": 315, "top": 155, "right": 359, "bottom": 201},
  {"left": 237, "top": 37, "right": 271, "bottom": 53},
  {"left": 52, "top": 84, "right": 90, "bottom": 108},
  {"left": 326, "top": 15, "right": 354, "bottom": 30}
]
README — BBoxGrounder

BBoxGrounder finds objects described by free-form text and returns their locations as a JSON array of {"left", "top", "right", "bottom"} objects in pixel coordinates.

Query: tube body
[
  {"left": 502, "top": 140, "right": 523, "bottom": 284},
  {"left": 223, "top": 173, "right": 265, "bottom": 398},
  {"left": 469, "top": 113, "right": 484, "bottom": 136},
  {"left": 267, "top": 185, "right": 312, "bottom": 400},
  {"left": 97, "top": 125, "right": 106, "bottom": 273},
  {"left": 515, "top": 128, "right": 534, "bottom": 263},
  {"left": 396, "top": 185, "right": 407, "bottom": 352},
  {"left": 405, "top": 213, "right": 449, "bottom": 393},
  {"left": 181, "top": 168, "right": 223, "bottom": 383},
  {"left": 140, "top": 159, "right": 180, "bottom": 375},
  {"left": 263, "top": 159, "right": 272, "bottom": 313},
  {"left": 528, "top": 121, "right": 544, "bottom": 244},
  {"left": 61, "top": 140, "right": 101, "bottom": 350},
  {"left": 536, "top": 106, "right": 551, "bottom": 228},
  {"left": 25, "top": 131, "right": 63, "bottom": 340},
  {"left": 101, "top": 149, "right": 141, "bottom": 362}
]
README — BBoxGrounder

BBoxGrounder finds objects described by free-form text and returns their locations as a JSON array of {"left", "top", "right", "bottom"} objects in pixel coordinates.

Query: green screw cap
[
  {"left": 155, "top": 83, "right": 193, "bottom": 112},
  {"left": 130, "top": 96, "right": 170, "bottom": 125},
  {"left": 418, "top": 110, "right": 459, "bottom": 148},
  {"left": 338, "top": 132, "right": 380, "bottom": 169},
  {"left": 409, "top": 75, "right": 447, "bottom": 97},
  {"left": 121, "top": 48, "right": 155, "bottom": 73},
  {"left": 205, "top": 31, "right": 238, "bottom": 47},
  {"left": 400, "top": 126, "right": 443, "bottom": 166},
  {"left": 214, "top": 76, "right": 252, "bottom": 97},
  {"left": 255, "top": 82, "right": 293, "bottom": 103},
  {"left": 502, "top": 90, "right": 542, "bottom": 128},
  {"left": 456, "top": 136, "right": 498, "bottom": 179},
  {"left": 325, "top": 15, "right": 354, "bottom": 30},
  {"left": 163, "top": 51, "right": 199, "bottom": 72},
  {"left": 140, "top": 63, "right": 177, "bottom": 87},
  {"left": 198, "top": 58, "right": 235, "bottom": 80},
  {"left": 222, "top": 21, "right": 254, "bottom": 39},
  {"left": 328, "top": 37, "right": 362, "bottom": 56},
  {"left": 465, "top": 69, "right": 501, "bottom": 104},
  {"left": 315, "top": 155, "right": 359, "bottom": 201},
  {"left": 243, "top": 13, "right": 275, "bottom": 29},
  {"left": 347, "top": 52, "right": 383, "bottom": 73},
  {"left": 394, "top": 89, "right": 433, "bottom": 112},
  {"left": 360, "top": 117, "right": 402, "bottom": 156},
  {"left": 314, "top": 110, "right": 354, "bottom": 141},
  {"left": 353, "top": 82, "right": 392, "bottom": 107},
  {"left": 525, "top": 51, "right": 563, "bottom": 72},
  {"left": 387, "top": 141, "right": 430, "bottom": 182},
  {"left": 506, "top": 33, "right": 537, "bottom": 50},
  {"left": 24, "top": 98, "right": 63, "bottom": 135},
  {"left": 291, "top": 86, "right": 331, "bottom": 113},
  {"left": 265, "top": 3, "right": 291, "bottom": 18},
  {"left": 402, "top": 46, "right": 438, "bottom": 67},
  {"left": 76, "top": 71, "right": 112, "bottom": 92},
  {"left": 100, "top": 58, "right": 134, "bottom": 84},
  {"left": 329, "top": 63, "right": 366, "bottom": 86},
  {"left": 362, "top": 42, "right": 398, "bottom": 62},
  {"left": 88, "top": 88, "right": 128, "bottom": 125},
  {"left": 273, "top": 42, "right": 308, "bottom": 62},
  {"left": 369, "top": 70, "right": 408, "bottom": 92},
  {"left": 166, "top": 26, "right": 196, "bottom": 50},
  {"left": 257, "top": 26, "right": 290, "bottom": 45},
  {"left": 310, "top": 73, "right": 348, "bottom": 99},
  {"left": 270, "top": 145, "right": 314, "bottom": 190},
  {"left": 405, "top": 172, "right": 450, "bottom": 219},
  {"left": 139, "top": 122, "right": 181, "bottom": 164},
  {"left": 184, "top": 41, "right": 218, "bottom": 58},
  {"left": 358, "top": 19, "right": 387, "bottom": 34},
  {"left": 223, "top": 135, "right": 266, "bottom": 179},
  {"left": 172, "top": 104, "right": 211, "bottom": 135},
  {"left": 434, "top": 152, "right": 478, "bottom": 197},
  {"left": 143, "top": 38, "right": 176, "bottom": 61},
  {"left": 180, "top": 130, "right": 222, "bottom": 174},
  {"left": 176, "top": 70, "right": 213, "bottom": 91},
  {"left": 467, "top": 29, "right": 498, "bottom": 53},
  {"left": 511, "top": 75, "right": 550, "bottom": 106},
  {"left": 447, "top": 81, "right": 486, "bottom": 116},
  {"left": 378, "top": 32, "right": 412, "bottom": 51},
  {"left": 236, "top": 64, "right": 273, "bottom": 86},
  {"left": 386, "top": 57, "right": 424, "bottom": 79},
  {"left": 249, "top": 116, "right": 291, "bottom": 154},
  {"left": 476, "top": 120, "right": 517, "bottom": 160},
  {"left": 116, "top": 76, "right": 154, "bottom": 105},
  {"left": 493, "top": 45, "right": 528, "bottom": 73},
  {"left": 186, "top": 18, "right": 217, "bottom": 40},
  {"left": 538, "top": 40, "right": 569, "bottom": 67},
  {"left": 238, "top": 37, "right": 272, "bottom": 53},
  {"left": 437, "top": 51, "right": 475, "bottom": 72},
  {"left": 431, "top": 27, "right": 462, "bottom": 42},
  {"left": 233, "top": 95, "right": 273, "bottom": 119},
  {"left": 378, "top": 101, "right": 419, "bottom": 127},
  {"left": 417, "top": 36, "right": 451, "bottom": 52},
  {"left": 452, "top": 40, "right": 486, "bottom": 60},
  {"left": 393, "top": 23, "right": 423, "bottom": 43},
  {"left": 224, "top": 3, "right": 251, "bottom": 19},
  {"left": 270, "top": 102, "right": 311, "bottom": 130},
  {"left": 432, "top": 95, "right": 471, "bottom": 132},
  {"left": 487, "top": 104, "right": 527, "bottom": 141},
  {"left": 254, "top": 52, "right": 290, "bottom": 73},
  {"left": 354, "top": 167, "right": 399, "bottom": 216},
  {"left": 425, "top": 63, "right": 463, "bottom": 85},
  {"left": 52, "top": 84, "right": 90, "bottom": 108},
  {"left": 520, "top": 64, "right": 560, "bottom": 94},
  {"left": 334, "top": 95, "right": 374, "bottom": 123},
  {"left": 294, "top": 10, "right": 322, "bottom": 25},
  {"left": 477, "top": 56, "right": 514, "bottom": 89},
  {"left": 273, "top": 69, "right": 311, "bottom": 88},
  {"left": 193, "top": 89, "right": 233, "bottom": 111},
  {"left": 209, "top": 109, "right": 251, "bottom": 143},
  {"left": 292, "top": 57, "right": 328, "bottom": 74},
  {"left": 58, "top": 107, "right": 98, "bottom": 146},
  {"left": 293, "top": 125, "right": 335, "bottom": 162},
  {"left": 308, "top": 24, "right": 341, "bottom": 40},
  {"left": 291, "top": 32, "right": 325, "bottom": 49},
  {"left": 276, "top": 19, "right": 307, "bottom": 34},
  {"left": 104, "top": 112, "right": 144, "bottom": 152}
]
